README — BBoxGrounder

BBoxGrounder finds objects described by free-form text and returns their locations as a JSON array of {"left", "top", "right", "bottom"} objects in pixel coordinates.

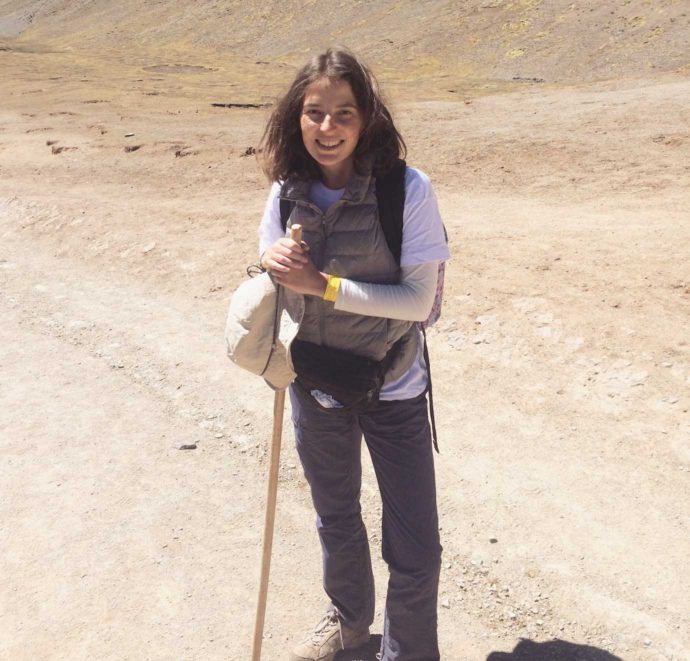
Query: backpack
[{"left": 279, "top": 160, "right": 446, "bottom": 451}]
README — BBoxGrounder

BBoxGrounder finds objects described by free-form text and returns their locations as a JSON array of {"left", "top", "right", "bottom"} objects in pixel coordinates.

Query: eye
[{"left": 304, "top": 108, "right": 324, "bottom": 122}]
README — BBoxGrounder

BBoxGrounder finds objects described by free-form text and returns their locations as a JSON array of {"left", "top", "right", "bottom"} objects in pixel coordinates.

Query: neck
[{"left": 321, "top": 163, "right": 353, "bottom": 189}]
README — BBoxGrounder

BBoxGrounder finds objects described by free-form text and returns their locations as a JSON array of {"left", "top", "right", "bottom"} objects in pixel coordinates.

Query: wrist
[{"left": 313, "top": 272, "right": 328, "bottom": 298}]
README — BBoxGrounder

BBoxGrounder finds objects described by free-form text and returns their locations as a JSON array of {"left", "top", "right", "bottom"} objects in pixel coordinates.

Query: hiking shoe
[{"left": 289, "top": 610, "right": 370, "bottom": 661}]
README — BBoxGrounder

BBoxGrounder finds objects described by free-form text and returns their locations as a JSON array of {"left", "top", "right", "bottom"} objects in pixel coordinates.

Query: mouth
[{"left": 316, "top": 139, "right": 344, "bottom": 150}]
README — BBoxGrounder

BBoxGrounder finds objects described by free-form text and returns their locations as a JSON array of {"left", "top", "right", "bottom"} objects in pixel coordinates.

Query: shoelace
[{"left": 307, "top": 611, "right": 344, "bottom": 650}]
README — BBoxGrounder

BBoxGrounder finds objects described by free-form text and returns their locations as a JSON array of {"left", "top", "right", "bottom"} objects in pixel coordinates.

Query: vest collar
[{"left": 280, "top": 168, "right": 373, "bottom": 205}]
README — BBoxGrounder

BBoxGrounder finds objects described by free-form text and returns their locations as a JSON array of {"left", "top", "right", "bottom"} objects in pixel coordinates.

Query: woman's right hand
[{"left": 261, "top": 238, "right": 309, "bottom": 273}]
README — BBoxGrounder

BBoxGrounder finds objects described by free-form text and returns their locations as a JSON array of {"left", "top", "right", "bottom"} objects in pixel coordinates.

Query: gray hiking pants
[{"left": 290, "top": 385, "right": 442, "bottom": 661}]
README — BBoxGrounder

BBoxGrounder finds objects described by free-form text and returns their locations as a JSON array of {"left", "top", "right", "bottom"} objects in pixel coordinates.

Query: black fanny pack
[{"left": 290, "top": 338, "right": 401, "bottom": 410}]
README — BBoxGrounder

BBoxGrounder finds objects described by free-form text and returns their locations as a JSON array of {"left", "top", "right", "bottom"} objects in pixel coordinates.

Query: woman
[{"left": 258, "top": 47, "right": 449, "bottom": 661}]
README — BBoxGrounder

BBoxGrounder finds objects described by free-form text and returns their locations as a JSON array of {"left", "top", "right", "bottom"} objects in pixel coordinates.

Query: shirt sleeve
[
  {"left": 400, "top": 168, "right": 450, "bottom": 267},
  {"left": 258, "top": 182, "right": 284, "bottom": 256},
  {"left": 335, "top": 262, "right": 439, "bottom": 322}
]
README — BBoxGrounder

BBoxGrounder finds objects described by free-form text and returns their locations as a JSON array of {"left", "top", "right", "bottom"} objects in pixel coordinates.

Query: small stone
[
  {"left": 643, "top": 639, "right": 651, "bottom": 647},
  {"left": 441, "top": 599, "right": 451, "bottom": 609},
  {"left": 179, "top": 443, "right": 197, "bottom": 450},
  {"left": 142, "top": 242, "right": 156, "bottom": 254},
  {"left": 125, "top": 132, "right": 135, "bottom": 137},
  {"left": 489, "top": 538, "right": 498, "bottom": 544}
]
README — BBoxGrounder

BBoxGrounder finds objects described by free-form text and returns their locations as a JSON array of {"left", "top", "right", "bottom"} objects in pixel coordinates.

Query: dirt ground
[{"left": 1, "top": 10, "right": 689, "bottom": 661}]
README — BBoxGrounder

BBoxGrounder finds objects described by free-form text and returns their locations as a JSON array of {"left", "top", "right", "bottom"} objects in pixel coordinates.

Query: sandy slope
[{"left": 1, "top": 5, "right": 689, "bottom": 660}]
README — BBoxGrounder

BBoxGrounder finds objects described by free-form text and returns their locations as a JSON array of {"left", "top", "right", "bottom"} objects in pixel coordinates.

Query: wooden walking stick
[{"left": 251, "top": 224, "right": 302, "bottom": 661}]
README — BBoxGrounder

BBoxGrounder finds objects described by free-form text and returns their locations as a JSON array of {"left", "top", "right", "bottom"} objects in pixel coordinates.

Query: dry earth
[{"left": 1, "top": 2, "right": 689, "bottom": 660}]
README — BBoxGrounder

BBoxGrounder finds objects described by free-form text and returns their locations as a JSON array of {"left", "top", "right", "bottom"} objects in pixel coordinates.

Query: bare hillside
[{"left": 1, "top": 0, "right": 688, "bottom": 96}]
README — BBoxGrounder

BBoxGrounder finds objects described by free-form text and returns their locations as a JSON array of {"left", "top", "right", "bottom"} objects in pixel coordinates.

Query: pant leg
[
  {"left": 289, "top": 384, "right": 375, "bottom": 631},
  {"left": 359, "top": 393, "right": 442, "bottom": 661}
]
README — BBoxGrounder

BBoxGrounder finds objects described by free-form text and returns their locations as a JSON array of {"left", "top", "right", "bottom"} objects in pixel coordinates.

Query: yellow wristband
[{"left": 323, "top": 275, "right": 341, "bottom": 302}]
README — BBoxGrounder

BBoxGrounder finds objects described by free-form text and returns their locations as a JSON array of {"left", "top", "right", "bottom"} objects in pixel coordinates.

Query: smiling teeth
[{"left": 318, "top": 140, "right": 341, "bottom": 147}]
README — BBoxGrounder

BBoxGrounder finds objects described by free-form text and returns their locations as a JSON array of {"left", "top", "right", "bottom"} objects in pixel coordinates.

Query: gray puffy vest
[{"left": 280, "top": 170, "right": 418, "bottom": 384}]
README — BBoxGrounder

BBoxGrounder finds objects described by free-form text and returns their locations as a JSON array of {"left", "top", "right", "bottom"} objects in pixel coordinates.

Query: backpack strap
[
  {"left": 375, "top": 159, "right": 406, "bottom": 266},
  {"left": 280, "top": 198, "right": 295, "bottom": 232},
  {"left": 421, "top": 325, "right": 439, "bottom": 453}
]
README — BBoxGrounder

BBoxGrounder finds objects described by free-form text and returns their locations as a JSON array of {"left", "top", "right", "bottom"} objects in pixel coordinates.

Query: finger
[
  {"left": 268, "top": 258, "right": 289, "bottom": 273},
  {"left": 290, "top": 251, "right": 309, "bottom": 264},
  {"left": 271, "top": 255, "right": 303, "bottom": 272},
  {"left": 274, "top": 244, "right": 306, "bottom": 264},
  {"left": 280, "top": 238, "right": 304, "bottom": 253},
  {"left": 281, "top": 250, "right": 306, "bottom": 266}
]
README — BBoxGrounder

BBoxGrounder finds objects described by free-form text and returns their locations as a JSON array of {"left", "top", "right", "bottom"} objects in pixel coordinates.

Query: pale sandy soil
[{"left": 1, "top": 20, "right": 689, "bottom": 661}]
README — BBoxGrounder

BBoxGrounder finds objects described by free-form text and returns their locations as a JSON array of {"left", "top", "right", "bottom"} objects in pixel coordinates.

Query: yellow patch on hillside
[
  {"left": 628, "top": 15, "right": 647, "bottom": 28},
  {"left": 506, "top": 19, "right": 532, "bottom": 32},
  {"left": 506, "top": 48, "right": 526, "bottom": 59},
  {"left": 646, "top": 26, "right": 665, "bottom": 40},
  {"left": 468, "top": 35, "right": 481, "bottom": 49},
  {"left": 507, "top": 0, "right": 542, "bottom": 8}
]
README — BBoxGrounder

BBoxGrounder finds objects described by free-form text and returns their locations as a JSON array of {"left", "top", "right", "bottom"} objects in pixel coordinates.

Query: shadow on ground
[
  {"left": 487, "top": 638, "right": 624, "bottom": 661},
  {"left": 335, "top": 635, "right": 624, "bottom": 660},
  {"left": 335, "top": 634, "right": 382, "bottom": 660}
]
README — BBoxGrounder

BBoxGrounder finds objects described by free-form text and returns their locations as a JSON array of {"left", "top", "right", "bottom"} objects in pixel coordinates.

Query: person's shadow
[
  {"left": 487, "top": 638, "right": 624, "bottom": 660},
  {"left": 334, "top": 635, "right": 624, "bottom": 660}
]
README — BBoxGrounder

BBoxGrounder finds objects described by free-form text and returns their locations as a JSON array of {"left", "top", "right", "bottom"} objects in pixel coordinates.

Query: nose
[{"left": 320, "top": 114, "right": 335, "bottom": 131}]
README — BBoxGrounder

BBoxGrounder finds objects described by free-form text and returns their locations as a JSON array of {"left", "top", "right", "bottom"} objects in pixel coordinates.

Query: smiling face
[{"left": 300, "top": 77, "right": 363, "bottom": 188}]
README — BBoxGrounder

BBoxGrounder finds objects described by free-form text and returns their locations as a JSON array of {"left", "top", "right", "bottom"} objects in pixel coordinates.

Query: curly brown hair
[{"left": 260, "top": 47, "right": 406, "bottom": 183}]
